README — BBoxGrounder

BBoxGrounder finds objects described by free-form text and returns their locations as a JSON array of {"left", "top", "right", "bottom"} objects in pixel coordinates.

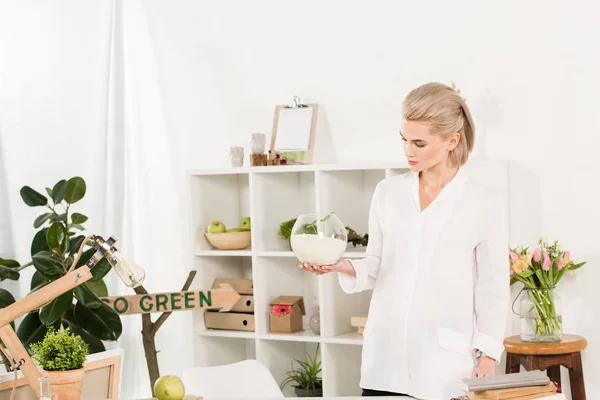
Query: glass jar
[
  {"left": 250, "top": 133, "right": 266, "bottom": 154},
  {"left": 229, "top": 146, "right": 244, "bottom": 167},
  {"left": 291, "top": 213, "right": 347, "bottom": 265},
  {"left": 38, "top": 376, "right": 52, "bottom": 400},
  {"left": 519, "top": 287, "right": 562, "bottom": 342},
  {"left": 309, "top": 307, "right": 321, "bottom": 335}
]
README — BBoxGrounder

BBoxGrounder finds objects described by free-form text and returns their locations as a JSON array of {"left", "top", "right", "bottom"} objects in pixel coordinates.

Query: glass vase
[
  {"left": 309, "top": 307, "right": 321, "bottom": 335},
  {"left": 519, "top": 287, "right": 563, "bottom": 343},
  {"left": 250, "top": 133, "right": 266, "bottom": 154},
  {"left": 291, "top": 213, "right": 347, "bottom": 266}
]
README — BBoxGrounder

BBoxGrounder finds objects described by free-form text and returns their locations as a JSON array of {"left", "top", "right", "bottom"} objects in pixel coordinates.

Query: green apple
[
  {"left": 154, "top": 375, "right": 185, "bottom": 400},
  {"left": 240, "top": 217, "right": 251, "bottom": 231},
  {"left": 207, "top": 221, "right": 226, "bottom": 233}
]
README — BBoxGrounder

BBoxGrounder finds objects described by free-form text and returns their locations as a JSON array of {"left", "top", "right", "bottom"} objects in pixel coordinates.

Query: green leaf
[
  {"left": 45, "top": 188, "right": 53, "bottom": 198},
  {"left": 71, "top": 224, "right": 85, "bottom": 231},
  {"left": 570, "top": 262, "right": 586, "bottom": 271},
  {"left": 61, "top": 309, "right": 105, "bottom": 354},
  {"left": 33, "top": 213, "right": 53, "bottom": 229},
  {"left": 73, "top": 302, "right": 122, "bottom": 341},
  {"left": 16, "top": 312, "right": 61, "bottom": 354},
  {"left": 73, "top": 283, "right": 103, "bottom": 309},
  {"left": 0, "top": 258, "right": 19, "bottom": 268},
  {"left": 40, "top": 290, "right": 73, "bottom": 325},
  {"left": 31, "top": 228, "right": 50, "bottom": 256},
  {"left": 65, "top": 177, "right": 86, "bottom": 204},
  {"left": 71, "top": 213, "right": 88, "bottom": 224},
  {"left": 520, "top": 269, "right": 535, "bottom": 278},
  {"left": 50, "top": 213, "right": 68, "bottom": 223},
  {"left": 0, "top": 265, "right": 20, "bottom": 281},
  {"left": 20, "top": 186, "right": 48, "bottom": 207},
  {"left": 46, "top": 222, "right": 66, "bottom": 250},
  {"left": 31, "top": 271, "right": 50, "bottom": 291},
  {"left": 0, "top": 289, "right": 16, "bottom": 331},
  {"left": 87, "top": 280, "right": 108, "bottom": 298},
  {"left": 68, "top": 235, "right": 86, "bottom": 256},
  {"left": 61, "top": 232, "right": 71, "bottom": 254},
  {"left": 90, "top": 258, "right": 111, "bottom": 282},
  {"left": 51, "top": 180, "right": 68, "bottom": 204},
  {"left": 32, "top": 251, "right": 64, "bottom": 280}
]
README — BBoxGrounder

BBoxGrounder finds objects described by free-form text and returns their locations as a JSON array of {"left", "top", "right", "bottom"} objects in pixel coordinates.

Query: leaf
[
  {"left": 46, "top": 222, "right": 66, "bottom": 250},
  {"left": 50, "top": 213, "right": 68, "bottom": 222},
  {"left": 73, "top": 283, "right": 103, "bottom": 309},
  {"left": 17, "top": 312, "right": 61, "bottom": 354},
  {"left": 0, "top": 258, "right": 19, "bottom": 268},
  {"left": 32, "top": 251, "right": 64, "bottom": 280},
  {"left": 71, "top": 213, "right": 88, "bottom": 224},
  {"left": 40, "top": 290, "right": 73, "bottom": 325},
  {"left": 570, "top": 262, "right": 586, "bottom": 271},
  {"left": 51, "top": 179, "right": 68, "bottom": 204},
  {"left": 31, "top": 271, "right": 50, "bottom": 291},
  {"left": 45, "top": 187, "right": 53, "bottom": 198},
  {"left": 33, "top": 213, "right": 53, "bottom": 229},
  {"left": 0, "top": 265, "right": 20, "bottom": 281},
  {"left": 520, "top": 269, "right": 535, "bottom": 278},
  {"left": 90, "top": 258, "right": 112, "bottom": 282},
  {"left": 71, "top": 224, "right": 85, "bottom": 231},
  {"left": 65, "top": 177, "right": 86, "bottom": 204},
  {"left": 61, "top": 310, "right": 105, "bottom": 354},
  {"left": 20, "top": 186, "right": 48, "bottom": 207},
  {"left": 31, "top": 228, "right": 50, "bottom": 256},
  {"left": 87, "top": 280, "right": 108, "bottom": 297},
  {"left": 68, "top": 235, "right": 86, "bottom": 256},
  {"left": 0, "top": 289, "right": 16, "bottom": 331},
  {"left": 74, "top": 302, "right": 122, "bottom": 341}
]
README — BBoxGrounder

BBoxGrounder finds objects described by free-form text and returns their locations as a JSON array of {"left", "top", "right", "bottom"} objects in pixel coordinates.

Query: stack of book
[{"left": 461, "top": 370, "right": 561, "bottom": 400}]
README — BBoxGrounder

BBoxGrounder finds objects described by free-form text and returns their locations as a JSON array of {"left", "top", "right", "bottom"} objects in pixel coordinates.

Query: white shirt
[{"left": 339, "top": 167, "right": 509, "bottom": 400}]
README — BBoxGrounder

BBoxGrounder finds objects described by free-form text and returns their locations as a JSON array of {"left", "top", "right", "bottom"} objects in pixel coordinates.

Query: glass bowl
[{"left": 290, "top": 213, "right": 347, "bottom": 265}]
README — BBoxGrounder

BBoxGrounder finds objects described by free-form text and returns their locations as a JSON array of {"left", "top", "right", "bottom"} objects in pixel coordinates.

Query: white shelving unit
[
  {"left": 186, "top": 162, "right": 410, "bottom": 397},
  {"left": 186, "top": 159, "right": 510, "bottom": 397}
]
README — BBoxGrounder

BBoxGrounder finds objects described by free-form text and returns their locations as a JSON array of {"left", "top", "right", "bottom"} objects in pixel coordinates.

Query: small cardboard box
[
  {"left": 204, "top": 311, "right": 255, "bottom": 331},
  {"left": 230, "top": 295, "right": 254, "bottom": 313},
  {"left": 212, "top": 278, "right": 253, "bottom": 295},
  {"left": 269, "top": 295, "right": 305, "bottom": 333}
]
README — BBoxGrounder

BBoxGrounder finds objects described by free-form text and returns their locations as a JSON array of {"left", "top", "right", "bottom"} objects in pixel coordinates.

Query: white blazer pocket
[{"left": 437, "top": 327, "right": 472, "bottom": 358}]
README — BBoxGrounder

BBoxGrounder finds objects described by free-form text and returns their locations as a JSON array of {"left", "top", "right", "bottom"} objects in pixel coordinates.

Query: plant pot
[
  {"left": 294, "top": 385, "right": 323, "bottom": 397},
  {"left": 44, "top": 368, "right": 85, "bottom": 400}
]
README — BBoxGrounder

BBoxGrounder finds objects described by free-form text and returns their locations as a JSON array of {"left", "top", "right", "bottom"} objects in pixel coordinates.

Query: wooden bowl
[{"left": 204, "top": 231, "right": 251, "bottom": 250}]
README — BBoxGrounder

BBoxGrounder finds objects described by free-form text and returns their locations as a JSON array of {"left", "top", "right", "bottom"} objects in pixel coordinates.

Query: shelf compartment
[
  {"left": 257, "top": 339, "right": 321, "bottom": 397},
  {"left": 319, "top": 272, "right": 372, "bottom": 338},
  {"left": 190, "top": 173, "right": 251, "bottom": 252},
  {"left": 253, "top": 256, "right": 320, "bottom": 336},
  {"left": 315, "top": 169, "right": 385, "bottom": 250},
  {"left": 322, "top": 343, "right": 363, "bottom": 397},
  {"left": 250, "top": 171, "right": 315, "bottom": 251}
]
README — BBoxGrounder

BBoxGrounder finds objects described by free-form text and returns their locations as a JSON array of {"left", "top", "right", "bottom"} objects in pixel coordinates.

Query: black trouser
[{"left": 361, "top": 388, "right": 409, "bottom": 396}]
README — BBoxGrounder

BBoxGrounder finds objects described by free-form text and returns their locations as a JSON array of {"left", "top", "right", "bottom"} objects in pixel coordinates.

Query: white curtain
[{"left": 0, "top": 1, "right": 193, "bottom": 397}]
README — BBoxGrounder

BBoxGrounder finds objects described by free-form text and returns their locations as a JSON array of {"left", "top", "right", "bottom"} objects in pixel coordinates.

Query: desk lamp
[{"left": 0, "top": 235, "right": 144, "bottom": 399}]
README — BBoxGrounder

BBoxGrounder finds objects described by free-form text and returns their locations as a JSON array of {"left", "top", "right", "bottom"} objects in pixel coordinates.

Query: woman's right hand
[{"left": 299, "top": 258, "right": 355, "bottom": 277}]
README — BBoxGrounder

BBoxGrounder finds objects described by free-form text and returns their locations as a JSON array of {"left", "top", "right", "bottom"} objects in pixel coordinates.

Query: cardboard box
[
  {"left": 269, "top": 295, "right": 305, "bottom": 333},
  {"left": 204, "top": 311, "right": 255, "bottom": 331},
  {"left": 212, "top": 278, "right": 253, "bottom": 295},
  {"left": 230, "top": 295, "right": 254, "bottom": 313}
]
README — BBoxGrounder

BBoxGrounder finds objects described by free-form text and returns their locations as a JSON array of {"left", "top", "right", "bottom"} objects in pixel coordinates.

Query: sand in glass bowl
[{"left": 290, "top": 213, "right": 347, "bottom": 265}]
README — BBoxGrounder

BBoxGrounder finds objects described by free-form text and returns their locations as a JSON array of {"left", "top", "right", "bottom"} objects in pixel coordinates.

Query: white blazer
[{"left": 339, "top": 168, "right": 509, "bottom": 400}]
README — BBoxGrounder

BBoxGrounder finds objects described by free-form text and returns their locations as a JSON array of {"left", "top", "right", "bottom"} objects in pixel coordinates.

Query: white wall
[{"left": 1, "top": 0, "right": 599, "bottom": 398}]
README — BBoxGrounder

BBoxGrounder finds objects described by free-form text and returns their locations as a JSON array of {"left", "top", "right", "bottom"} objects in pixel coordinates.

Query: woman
[{"left": 301, "top": 82, "right": 509, "bottom": 399}]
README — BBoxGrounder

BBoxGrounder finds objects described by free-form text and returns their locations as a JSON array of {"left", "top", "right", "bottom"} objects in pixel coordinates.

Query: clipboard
[{"left": 269, "top": 96, "right": 319, "bottom": 164}]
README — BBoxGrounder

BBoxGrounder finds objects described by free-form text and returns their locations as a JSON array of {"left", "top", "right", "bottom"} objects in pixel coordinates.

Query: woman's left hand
[{"left": 472, "top": 356, "right": 495, "bottom": 378}]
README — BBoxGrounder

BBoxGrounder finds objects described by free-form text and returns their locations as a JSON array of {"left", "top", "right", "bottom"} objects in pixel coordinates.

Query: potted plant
[
  {"left": 280, "top": 344, "right": 322, "bottom": 397},
  {"left": 31, "top": 327, "right": 89, "bottom": 400}
]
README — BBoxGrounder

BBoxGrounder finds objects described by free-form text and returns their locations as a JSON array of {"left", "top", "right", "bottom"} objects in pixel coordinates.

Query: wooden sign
[{"left": 100, "top": 283, "right": 240, "bottom": 315}]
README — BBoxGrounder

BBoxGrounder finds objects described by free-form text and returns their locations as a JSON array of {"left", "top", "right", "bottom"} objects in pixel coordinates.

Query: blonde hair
[{"left": 402, "top": 82, "right": 475, "bottom": 167}]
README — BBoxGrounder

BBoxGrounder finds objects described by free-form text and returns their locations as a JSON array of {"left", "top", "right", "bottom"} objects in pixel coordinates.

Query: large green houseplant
[{"left": 0, "top": 177, "right": 122, "bottom": 357}]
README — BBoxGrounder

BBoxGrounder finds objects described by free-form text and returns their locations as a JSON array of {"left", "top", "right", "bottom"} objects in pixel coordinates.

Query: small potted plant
[
  {"left": 280, "top": 344, "right": 322, "bottom": 397},
  {"left": 31, "top": 327, "right": 89, "bottom": 400}
]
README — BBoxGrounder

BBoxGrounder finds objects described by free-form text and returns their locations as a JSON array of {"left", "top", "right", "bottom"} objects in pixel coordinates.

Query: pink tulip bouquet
[{"left": 509, "top": 238, "right": 586, "bottom": 342}]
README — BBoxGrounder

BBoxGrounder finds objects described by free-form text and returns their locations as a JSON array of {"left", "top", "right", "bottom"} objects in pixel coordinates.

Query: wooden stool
[{"left": 504, "top": 334, "right": 587, "bottom": 400}]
